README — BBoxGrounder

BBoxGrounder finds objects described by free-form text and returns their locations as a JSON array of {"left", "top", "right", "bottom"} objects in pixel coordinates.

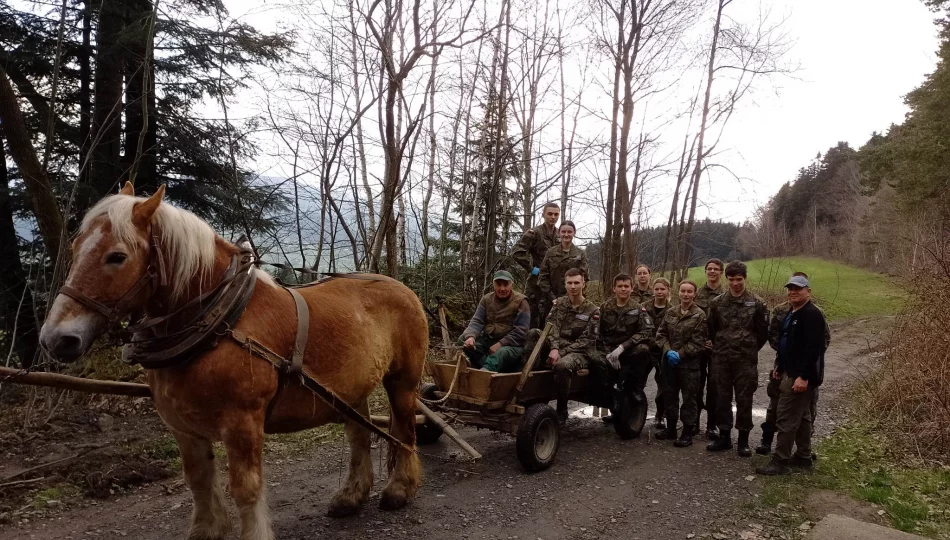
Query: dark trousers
[
  {"left": 526, "top": 280, "right": 544, "bottom": 329},
  {"left": 663, "top": 363, "right": 700, "bottom": 427},
  {"left": 713, "top": 355, "right": 759, "bottom": 432},
  {"left": 698, "top": 350, "right": 718, "bottom": 429},
  {"left": 766, "top": 372, "right": 819, "bottom": 434},
  {"left": 774, "top": 376, "right": 815, "bottom": 460}
]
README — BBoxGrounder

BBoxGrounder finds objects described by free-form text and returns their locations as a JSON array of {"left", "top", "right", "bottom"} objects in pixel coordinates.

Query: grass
[
  {"left": 685, "top": 256, "right": 907, "bottom": 321},
  {"left": 756, "top": 422, "right": 950, "bottom": 538}
]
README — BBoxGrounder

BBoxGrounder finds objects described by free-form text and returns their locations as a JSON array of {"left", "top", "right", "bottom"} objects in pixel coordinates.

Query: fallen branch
[
  {"left": 0, "top": 367, "right": 151, "bottom": 397},
  {"left": 0, "top": 476, "right": 47, "bottom": 489}
]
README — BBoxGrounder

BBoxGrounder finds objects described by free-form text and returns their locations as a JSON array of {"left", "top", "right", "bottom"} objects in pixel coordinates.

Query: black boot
[
  {"left": 706, "top": 429, "right": 733, "bottom": 451},
  {"left": 705, "top": 425, "right": 720, "bottom": 440},
  {"left": 653, "top": 415, "right": 666, "bottom": 430},
  {"left": 756, "top": 457, "right": 791, "bottom": 476},
  {"left": 655, "top": 419, "right": 678, "bottom": 440},
  {"left": 556, "top": 402, "right": 568, "bottom": 427},
  {"left": 674, "top": 425, "right": 694, "bottom": 447},
  {"left": 756, "top": 424, "right": 775, "bottom": 455},
  {"left": 736, "top": 430, "right": 752, "bottom": 457}
]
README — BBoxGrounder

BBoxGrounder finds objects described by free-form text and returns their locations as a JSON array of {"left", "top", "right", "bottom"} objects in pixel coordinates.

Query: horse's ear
[
  {"left": 132, "top": 184, "right": 165, "bottom": 228},
  {"left": 119, "top": 181, "right": 134, "bottom": 196}
]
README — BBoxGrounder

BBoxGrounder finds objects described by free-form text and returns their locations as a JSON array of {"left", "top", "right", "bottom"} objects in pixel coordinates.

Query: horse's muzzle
[{"left": 40, "top": 328, "right": 86, "bottom": 362}]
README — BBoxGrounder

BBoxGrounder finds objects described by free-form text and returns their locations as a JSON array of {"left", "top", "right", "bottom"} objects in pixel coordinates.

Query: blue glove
[
  {"left": 666, "top": 350, "right": 681, "bottom": 367},
  {"left": 531, "top": 267, "right": 540, "bottom": 276}
]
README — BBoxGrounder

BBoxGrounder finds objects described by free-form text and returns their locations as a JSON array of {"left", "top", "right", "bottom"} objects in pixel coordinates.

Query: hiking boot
[
  {"left": 705, "top": 425, "right": 720, "bottom": 440},
  {"left": 655, "top": 420, "right": 678, "bottom": 440},
  {"left": 674, "top": 425, "right": 694, "bottom": 448},
  {"left": 756, "top": 425, "right": 775, "bottom": 455},
  {"left": 790, "top": 455, "right": 815, "bottom": 469},
  {"left": 601, "top": 415, "right": 614, "bottom": 424},
  {"left": 653, "top": 415, "right": 666, "bottom": 430},
  {"left": 557, "top": 408, "right": 568, "bottom": 427},
  {"left": 706, "top": 430, "right": 733, "bottom": 452},
  {"left": 737, "top": 430, "right": 752, "bottom": 457},
  {"left": 756, "top": 458, "right": 792, "bottom": 476}
]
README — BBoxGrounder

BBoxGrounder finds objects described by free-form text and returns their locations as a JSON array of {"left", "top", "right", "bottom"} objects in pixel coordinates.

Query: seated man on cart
[
  {"left": 592, "top": 272, "right": 655, "bottom": 421},
  {"left": 521, "top": 267, "right": 599, "bottom": 424},
  {"left": 460, "top": 270, "right": 531, "bottom": 372}
]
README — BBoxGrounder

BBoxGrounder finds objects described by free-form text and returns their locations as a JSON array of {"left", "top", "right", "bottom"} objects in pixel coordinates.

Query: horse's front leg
[
  {"left": 222, "top": 420, "right": 273, "bottom": 540},
  {"left": 171, "top": 430, "right": 230, "bottom": 540},
  {"left": 327, "top": 399, "right": 374, "bottom": 517}
]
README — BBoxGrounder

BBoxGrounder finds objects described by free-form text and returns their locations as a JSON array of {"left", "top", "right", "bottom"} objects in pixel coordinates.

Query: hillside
[{"left": 686, "top": 256, "right": 906, "bottom": 321}]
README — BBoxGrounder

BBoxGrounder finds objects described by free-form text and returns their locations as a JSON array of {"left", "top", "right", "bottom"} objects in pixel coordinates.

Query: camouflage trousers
[
  {"left": 698, "top": 350, "right": 718, "bottom": 430},
  {"left": 765, "top": 372, "right": 819, "bottom": 434},
  {"left": 462, "top": 335, "right": 524, "bottom": 373},
  {"left": 662, "top": 362, "right": 701, "bottom": 427},
  {"left": 712, "top": 354, "right": 759, "bottom": 432},
  {"left": 774, "top": 376, "right": 815, "bottom": 460},
  {"left": 525, "top": 279, "right": 546, "bottom": 329},
  {"left": 521, "top": 329, "right": 590, "bottom": 412},
  {"left": 591, "top": 345, "right": 652, "bottom": 393}
]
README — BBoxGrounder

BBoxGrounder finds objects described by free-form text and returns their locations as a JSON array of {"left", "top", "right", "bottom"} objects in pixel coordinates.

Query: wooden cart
[{"left": 417, "top": 323, "right": 649, "bottom": 471}]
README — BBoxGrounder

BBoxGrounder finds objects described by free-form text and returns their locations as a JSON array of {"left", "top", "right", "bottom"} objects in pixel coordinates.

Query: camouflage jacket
[
  {"left": 695, "top": 282, "right": 725, "bottom": 314},
  {"left": 634, "top": 286, "right": 654, "bottom": 305},
  {"left": 546, "top": 296, "right": 599, "bottom": 355},
  {"left": 591, "top": 299, "right": 655, "bottom": 352},
  {"left": 538, "top": 244, "right": 589, "bottom": 298},
  {"left": 707, "top": 289, "right": 769, "bottom": 361},
  {"left": 642, "top": 301, "right": 670, "bottom": 354},
  {"left": 655, "top": 304, "right": 708, "bottom": 368},
  {"left": 511, "top": 223, "right": 558, "bottom": 273},
  {"left": 769, "top": 301, "right": 831, "bottom": 352}
]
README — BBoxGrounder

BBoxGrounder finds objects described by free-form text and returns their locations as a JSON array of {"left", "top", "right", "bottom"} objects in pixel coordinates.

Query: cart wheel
[
  {"left": 416, "top": 383, "right": 444, "bottom": 445},
  {"left": 613, "top": 387, "right": 648, "bottom": 440},
  {"left": 516, "top": 403, "right": 560, "bottom": 472}
]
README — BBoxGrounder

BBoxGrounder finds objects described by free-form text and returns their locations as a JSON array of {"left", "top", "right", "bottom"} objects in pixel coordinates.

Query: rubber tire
[
  {"left": 516, "top": 403, "right": 561, "bottom": 472},
  {"left": 613, "top": 387, "right": 648, "bottom": 440},
  {"left": 416, "top": 383, "right": 444, "bottom": 445}
]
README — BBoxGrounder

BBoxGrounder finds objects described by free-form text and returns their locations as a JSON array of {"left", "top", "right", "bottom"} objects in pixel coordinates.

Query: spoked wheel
[
  {"left": 613, "top": 387, "right": 648, "bottom": 440},
  {"left": 416, "top": 383, "right": 444, "bottom": 445},
  {"left": 516, "top": 403, "right": 561, "bottom": 472}
]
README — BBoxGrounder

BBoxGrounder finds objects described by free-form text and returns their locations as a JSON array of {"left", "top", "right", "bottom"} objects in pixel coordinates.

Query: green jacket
[
  {"left": 592, "top": 299, "right": 654, "bottom": 352},
  {"left": 655, "top": 304, "right": 708, "bottom": 368},
  {"left": 511, "top": 223, "right": 558, "bottom": 273},
  {"left": 634, "top": 287, "right": 654, "bottom": 305},
  {"left": 695, "top": 282, "right": 724, "bottom": 314},
  {"left": 546, "top": 296, "right": 599, "bottom": 355},
  {"left": 538, "top": 244, "right": 589, "bottom": 298},
  {"left": 707, "top": 289, "right": 769, "bottom": 361}
]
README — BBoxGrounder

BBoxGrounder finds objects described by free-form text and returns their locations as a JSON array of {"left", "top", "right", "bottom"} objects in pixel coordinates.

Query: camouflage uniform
[
  {"left": 590, "top": 300, "right": 654, "bottom": 392},
  {"left": 707, "top": 290, "right": 768, "bottom": 433},
  {"left": 642, "top": 301, "right": 670, "bottom": 421},
  {"left": 655, "top": 304, "right": 708, "bottom": 429},
  {"left": 522, "top": 296, "right": 599, "bottom": 418},
  {"left": 538, "top": 244, "right": 589, "bottom": 317},
  {"left": 460, "top": 291, "right": 531, "bottom": 373},
  {"left": 764, "top": 302, "right": 831, "bottom": 429},
  {"left": 694, "top": 282, "right": 724, "bottom": 433},
  {"left": 511, "top": 224, "right": 558, "bottom": 328},
  {"left": 634, "top": 287, "right": 654, "bottom": 305}
]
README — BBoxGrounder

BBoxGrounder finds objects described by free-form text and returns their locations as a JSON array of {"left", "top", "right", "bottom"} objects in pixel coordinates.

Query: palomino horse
[{"left": 39, "top": 183, "right": 427, "bottom": 540}]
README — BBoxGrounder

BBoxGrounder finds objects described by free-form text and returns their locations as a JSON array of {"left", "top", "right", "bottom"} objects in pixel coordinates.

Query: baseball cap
[
  {"left": 493, "top": 270, "right": 514, "bottom": 282},
  {"left": 785, "top": 275, "right": 809, "bottom": 288}
]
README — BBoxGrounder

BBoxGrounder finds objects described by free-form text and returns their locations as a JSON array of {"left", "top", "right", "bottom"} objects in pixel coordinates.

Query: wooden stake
[
  {"left": 509, "top": 322, "right": 552, "bottom": 406},
  {"left": 416, "top": 399, "right": 482, "bottom": 460},
  {"left": 0, "top": 367, "right": 151, "bottom": 397}
]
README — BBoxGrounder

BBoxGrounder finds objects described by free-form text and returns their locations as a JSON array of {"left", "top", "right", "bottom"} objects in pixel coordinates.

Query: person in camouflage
[
  {"left": 590, "top": 273, "right": 654, "bottom": 413},
  {"left": 655, "top": 279, "right": 708, "bottom": 447},
  {"left": 757, "top": 271, "right": 832, "bottom": 455},
  {"left": 706, "top": 260, "right": 769, "bottom": 457},
  {"left": 522, "top": 268, "right": 599, "bottom": 424},
  {"left": 538, "top": 221, "right": 589, "bottom": 315},
  {"left": 695, "top": 258, "right": 725, "bottom": 440},
  {"left": 461, "top": 270, "right": 531, "bottom": 373},
  {"left": 634, "top": 264, "right": 655, "bottom": 304},
  {"left": 643, "top": 277, "right": 671, "bottom": 429},
  {"left": 511, "top": 202, "right": 560, "bottom": 328}
]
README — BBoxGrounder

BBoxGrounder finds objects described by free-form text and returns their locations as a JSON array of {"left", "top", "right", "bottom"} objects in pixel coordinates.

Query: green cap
[{"left": 492, "top": 270, "right": 514, "bottom": 282}]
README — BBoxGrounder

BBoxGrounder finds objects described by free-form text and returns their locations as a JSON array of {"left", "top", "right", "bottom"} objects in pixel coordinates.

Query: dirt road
[{"left": 2, "top": 317, "right": 892, "bottom": 540}]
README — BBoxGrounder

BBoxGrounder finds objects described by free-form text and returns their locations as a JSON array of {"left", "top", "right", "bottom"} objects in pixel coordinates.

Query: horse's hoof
[
  {"left": 326, "top": 499, "right": 361, "bottom": 518},
  {"left": 379, "top": 491, "right": 409, "bottom": 511}
]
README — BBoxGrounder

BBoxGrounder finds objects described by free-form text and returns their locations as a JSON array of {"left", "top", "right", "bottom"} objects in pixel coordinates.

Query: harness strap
[{"left": 287, "top": 288, "right": 309, "bottom": 375}]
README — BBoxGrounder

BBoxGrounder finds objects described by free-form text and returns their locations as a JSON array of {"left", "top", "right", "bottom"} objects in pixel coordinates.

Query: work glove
[
  {"left": 531, "top": 267, "right": 540, "bottom": 276},
  {"left": 666, "top": 350, "right": 680, "bottom": 367},
  {"left": 607, "top": 345, "right": 624, "bottom": 370}
]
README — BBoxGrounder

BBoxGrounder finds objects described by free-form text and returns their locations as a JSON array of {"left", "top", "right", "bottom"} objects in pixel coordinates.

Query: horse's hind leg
[
  {"left": 170, "top": 430, "right": 230, "bottom": 540},
  {"left": 222, "top": 420, "right": 273, "bottom": 540},
  {"left": 327, "top": 399, "right": 374, "bottom": 517},
  {"left": 380, "top": 372, "right": 422, "bottom": 510}
]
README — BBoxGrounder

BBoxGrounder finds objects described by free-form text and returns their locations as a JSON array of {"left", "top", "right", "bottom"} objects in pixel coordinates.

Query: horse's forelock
[{"left": 80, "top": 194, "right": 218, "bottom": 300}]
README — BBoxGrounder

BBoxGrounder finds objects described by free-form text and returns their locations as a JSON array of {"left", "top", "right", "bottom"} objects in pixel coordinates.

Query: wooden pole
[
  {"left": 438, "top": 302, "right": 453, "bottom": 362},
  {"left": 509, "top": 322, "right": 552, "bottom": 406},
  {"left": 416, "top": 399, "right": 482, "bottom": 460},
  {"left": 0, "top": 367, "right": 151, "bottom": 397}
]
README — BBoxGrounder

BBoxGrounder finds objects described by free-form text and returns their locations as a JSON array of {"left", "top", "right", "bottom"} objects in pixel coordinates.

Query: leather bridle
[{"left": 58, "top": 236, "right": 169, "bottom": 328}]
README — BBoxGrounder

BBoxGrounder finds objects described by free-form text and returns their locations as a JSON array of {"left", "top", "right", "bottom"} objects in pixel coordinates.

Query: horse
[{"left": 39, "top": 183, "right": 427, "bottom": 540}]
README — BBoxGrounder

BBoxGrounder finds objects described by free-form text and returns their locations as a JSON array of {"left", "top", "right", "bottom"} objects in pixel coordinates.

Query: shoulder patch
[
  {"left": 744, "top": 301, "right": 756, "bottom": 307},
  {"left": 575, "top": 313, "right": 590, "bottom": 321}
]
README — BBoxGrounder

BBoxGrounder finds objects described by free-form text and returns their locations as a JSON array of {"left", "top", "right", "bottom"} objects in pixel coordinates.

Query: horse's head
[{"left": 40, "top": 182, "right": 166, "bottom": 361}]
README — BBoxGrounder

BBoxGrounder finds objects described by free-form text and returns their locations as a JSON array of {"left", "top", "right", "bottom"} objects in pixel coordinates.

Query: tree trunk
[
  {"left": 79, "top": 0, "right": 93, "bottom": 199},
  {"left": 601, "top": 0, "right": 626, "bottom": 287},
  {"left": 124, "top": 0, "right": 157, "bottom": 192}
]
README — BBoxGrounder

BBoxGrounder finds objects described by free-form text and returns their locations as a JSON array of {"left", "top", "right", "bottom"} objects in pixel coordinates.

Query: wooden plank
[
  {"left": 415, "top": 399, "right": 482, "bottom": 460},
  {"left": 0, "top": 367, "right": 151, "bottom": 397},
  {"left": 508, "top": 322, "right": 552, "bottom": 407}
]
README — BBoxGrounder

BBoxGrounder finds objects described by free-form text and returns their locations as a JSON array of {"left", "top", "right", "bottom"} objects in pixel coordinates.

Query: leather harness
[{"left": 59, "top": 238, "right": 413, "bottom": 453}]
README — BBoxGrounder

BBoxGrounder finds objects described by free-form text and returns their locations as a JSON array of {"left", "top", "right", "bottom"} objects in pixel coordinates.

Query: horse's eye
[{"left": 106, "top": 252, "right": 127, "bottom": 265}]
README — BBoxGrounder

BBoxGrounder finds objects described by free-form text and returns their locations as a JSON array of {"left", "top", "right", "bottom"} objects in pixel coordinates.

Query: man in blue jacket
[{"left": 756, "top": 275, "right": 827, "bottom": 475}]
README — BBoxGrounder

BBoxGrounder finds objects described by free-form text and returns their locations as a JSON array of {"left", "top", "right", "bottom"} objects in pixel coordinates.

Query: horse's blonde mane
[{"left": 81, "top": 195, "right": 218, "bottom": 299}]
